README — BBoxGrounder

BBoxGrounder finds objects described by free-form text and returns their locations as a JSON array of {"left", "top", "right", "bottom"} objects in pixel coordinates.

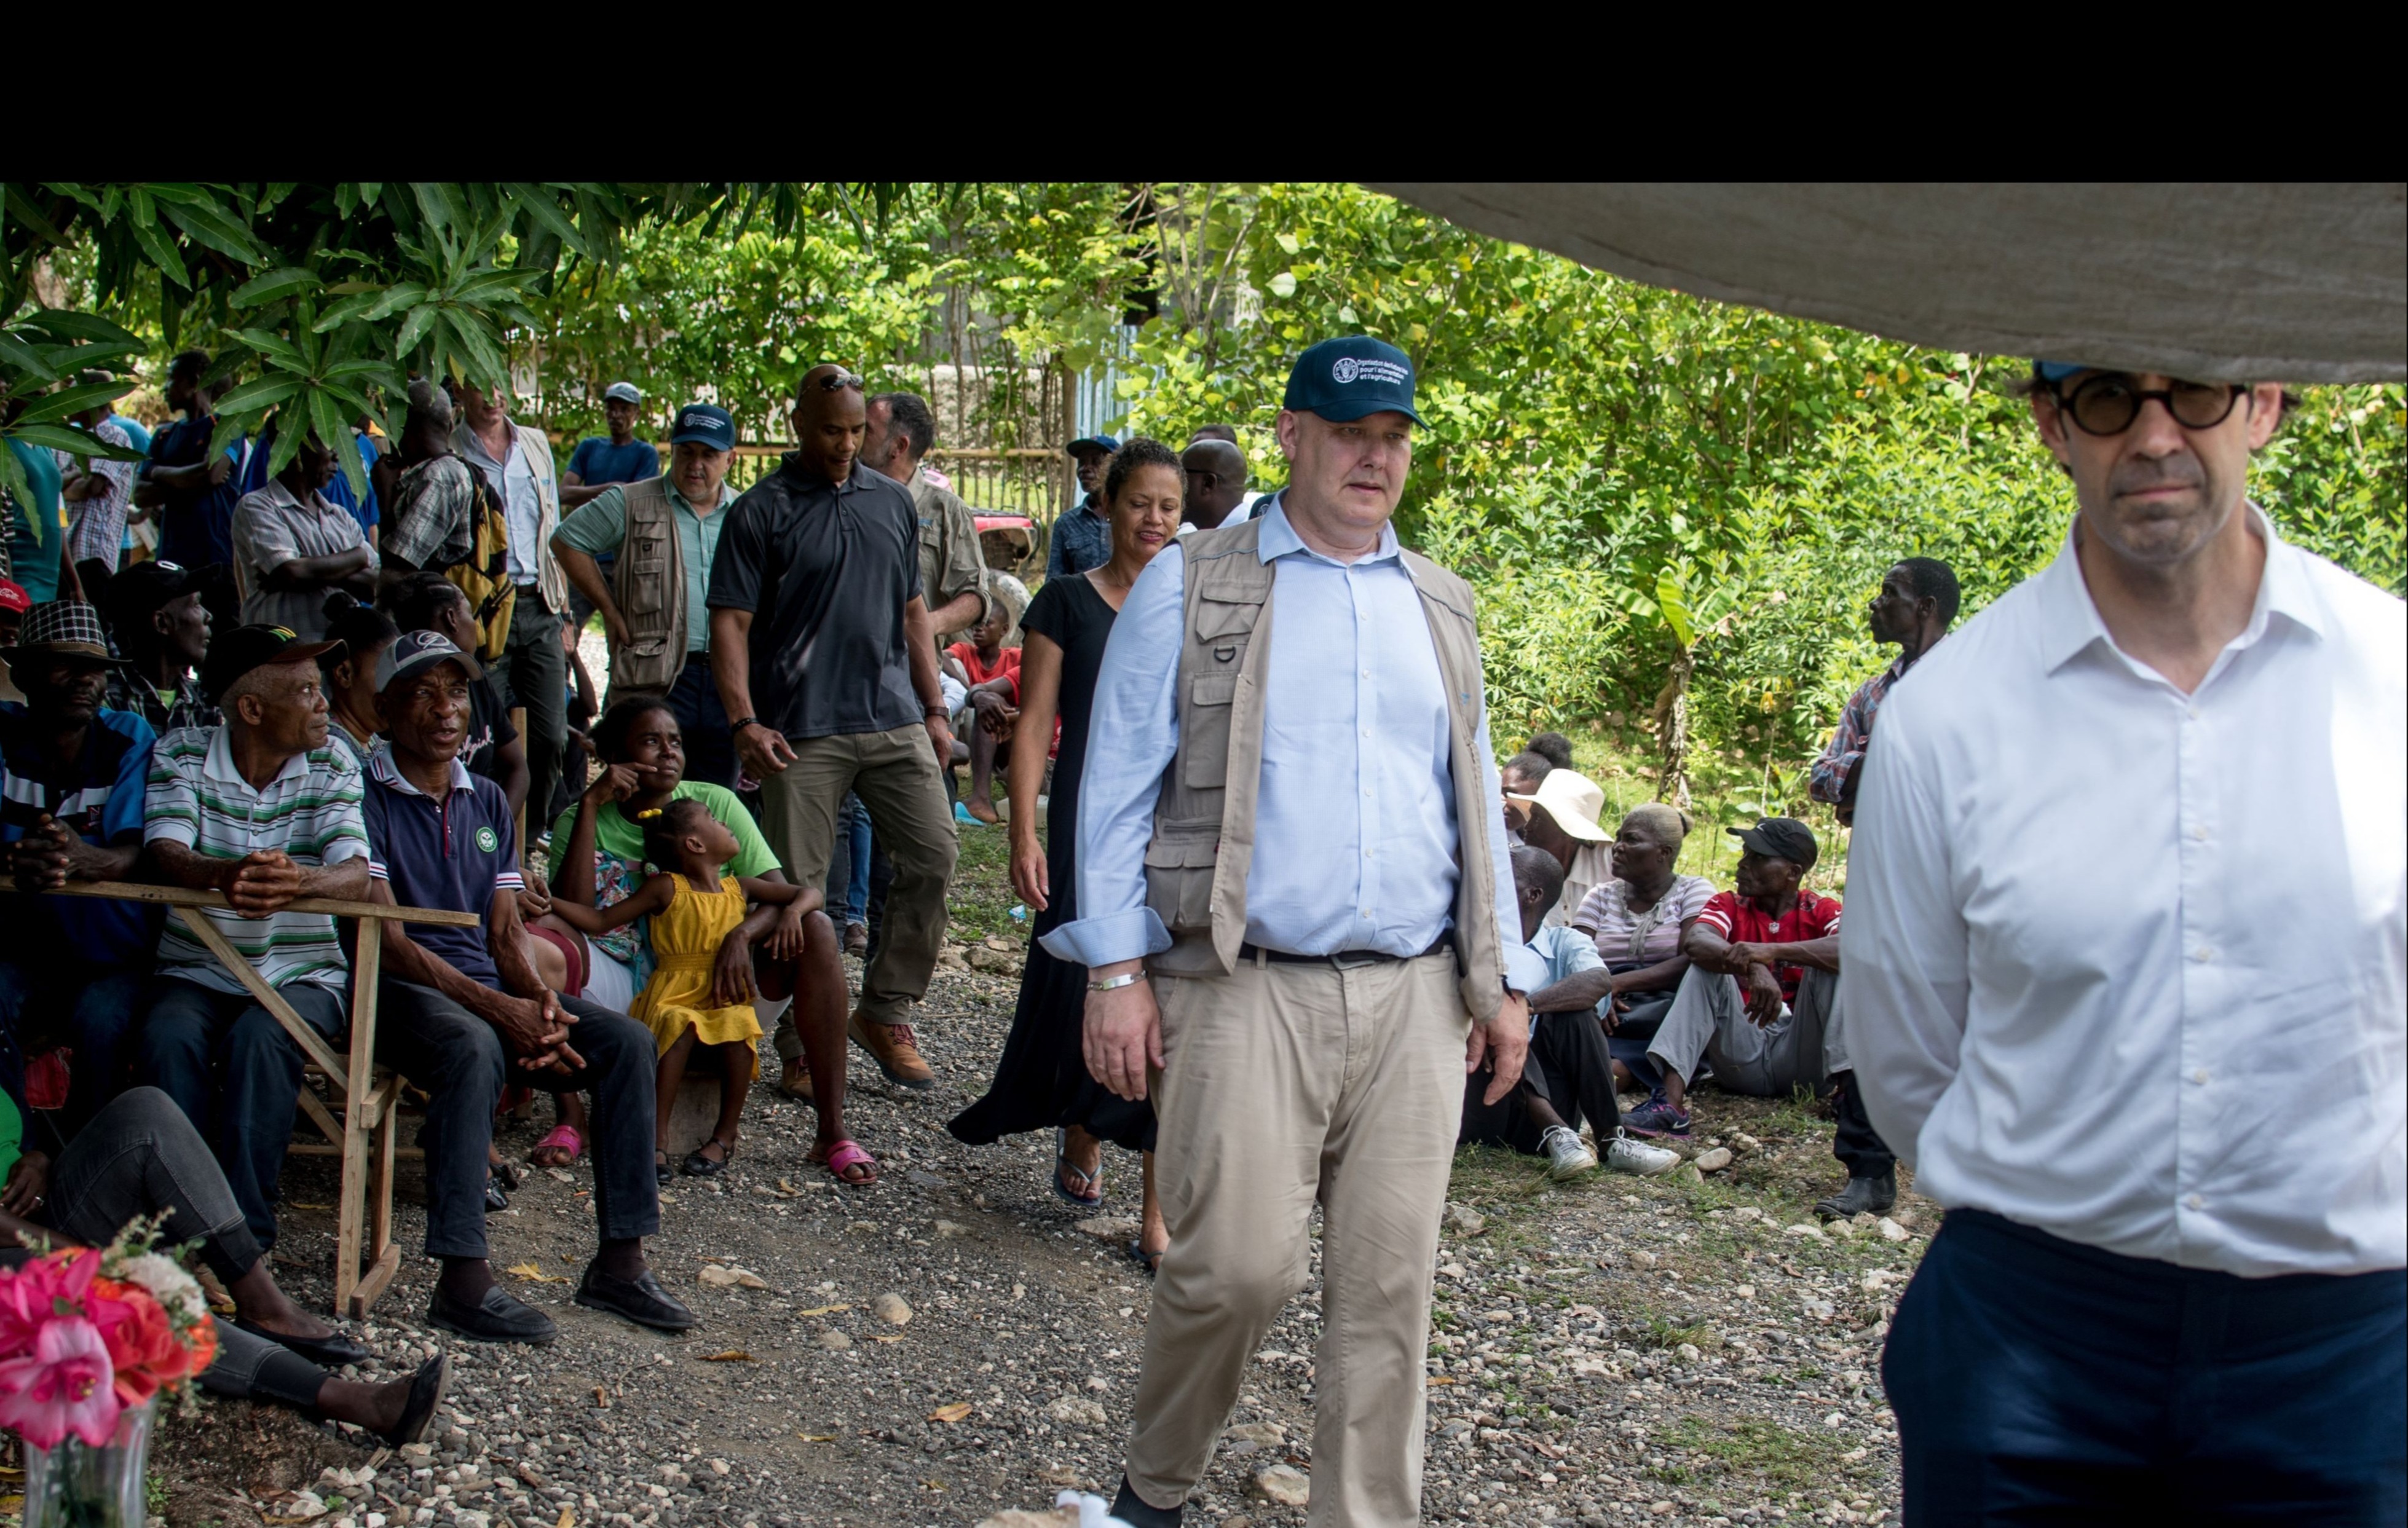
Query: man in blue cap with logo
[
  {"left": 1048, "top": 337, "right": 1540, "bottom": 1527},
  {"left": 1845, "top": 360, "right": 2404, "bottom": 1519},
  {"left": 1045, "top": 432, "right": 1119, "bottom": 578},
  {"left": 551, "top": 403, "right": 742, "bottom": 787}
]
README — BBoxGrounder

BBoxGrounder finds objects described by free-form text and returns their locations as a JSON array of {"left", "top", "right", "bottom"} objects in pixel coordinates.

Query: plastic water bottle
[{"left": 1009, "top": 904, "right": 1028, "bottom": 923}]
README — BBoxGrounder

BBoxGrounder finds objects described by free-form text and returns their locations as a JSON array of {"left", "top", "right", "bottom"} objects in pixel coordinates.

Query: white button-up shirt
[{"left": 1841, "top": 507, "right": 2404, "bottom": 1277}]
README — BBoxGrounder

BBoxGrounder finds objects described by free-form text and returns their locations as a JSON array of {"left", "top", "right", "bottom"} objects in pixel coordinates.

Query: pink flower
[
  {"left": 0, "top": 1318, "right": 122, "bottom": 1449},
  {"left": 0, "top": 1250, "right": 101, "bottom": 1360}
]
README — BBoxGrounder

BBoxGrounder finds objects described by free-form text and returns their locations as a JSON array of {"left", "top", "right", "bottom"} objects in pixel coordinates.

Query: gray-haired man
[{"left": 1051, "top": 337, "right": 1537, "bottom": 1528}]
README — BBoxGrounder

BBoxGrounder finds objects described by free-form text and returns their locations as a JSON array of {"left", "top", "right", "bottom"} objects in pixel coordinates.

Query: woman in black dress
[{"left": 949, "top": 438, "right": 1184, "bottom": 1268}]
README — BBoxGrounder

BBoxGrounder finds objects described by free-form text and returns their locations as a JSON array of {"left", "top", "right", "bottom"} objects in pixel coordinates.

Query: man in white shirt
[{"left": 1843, "top": 361, "right": 2404, "bottom": 1521}]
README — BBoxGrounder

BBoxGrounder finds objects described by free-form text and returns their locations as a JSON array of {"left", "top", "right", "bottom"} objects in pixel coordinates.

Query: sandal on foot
[
  {"left": 1052, "top": 1127, "right": 1103, "bottom": 1208},
  {"left": 654, "top": 1151, "right": 674, "bottom": 1188},
  {"left": 529, "top": 1124, "right": 584, "bottom": 1167},
  {"left": 1124, "top": 1240, "right": 1163, "bottom": 1277},
  {"left": 813, "top": 1140, "right": 877, "bottom": 1186},
  {"left": 681, "top": 1138, "right": 736, "bottom": 1177}
]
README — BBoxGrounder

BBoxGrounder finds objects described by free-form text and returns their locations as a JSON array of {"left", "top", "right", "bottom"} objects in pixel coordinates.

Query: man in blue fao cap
[
  {"left": 551, "top": 401, "right": 743, "bottom": 787},
  {"left": 1046, "top": 432, "right": 1120, "bottom": 578},
  {"left": 1047, "top": 336, "right": 1542, "bottom": 1527}
]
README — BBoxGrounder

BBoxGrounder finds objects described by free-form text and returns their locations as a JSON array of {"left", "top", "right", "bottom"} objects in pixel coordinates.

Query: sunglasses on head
[{"left": 811, "top": 371, "right": 866, "bottom": 392}]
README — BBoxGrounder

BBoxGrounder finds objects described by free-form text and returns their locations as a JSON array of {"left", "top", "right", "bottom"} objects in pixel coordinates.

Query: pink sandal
[
  {"left": 815, "top": 1140, "right": 877, "bottom": 1187},
  {"left": 529, "top": 1124, "right": 585, "bottom": 1167}
]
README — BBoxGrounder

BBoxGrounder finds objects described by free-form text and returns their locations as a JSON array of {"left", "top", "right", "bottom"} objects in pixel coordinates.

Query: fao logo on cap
[{"left": 1331, "top": 357, "right": 1361, "bottom": 384}]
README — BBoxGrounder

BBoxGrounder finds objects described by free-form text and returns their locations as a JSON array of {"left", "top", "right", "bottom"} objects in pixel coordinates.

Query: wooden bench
[{"left": 53, "top": 881, "right": 481, "bottom": 1319}]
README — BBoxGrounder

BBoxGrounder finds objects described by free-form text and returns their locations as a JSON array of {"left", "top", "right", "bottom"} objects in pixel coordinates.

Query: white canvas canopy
[{"left": 1370, "top": 184, "right": 2406, "bottom": 385}]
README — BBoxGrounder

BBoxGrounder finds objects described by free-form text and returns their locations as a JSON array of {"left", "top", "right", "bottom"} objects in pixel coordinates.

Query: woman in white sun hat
[{"left": 1506, "top": 766, "right": 1617, "bottom": 925}]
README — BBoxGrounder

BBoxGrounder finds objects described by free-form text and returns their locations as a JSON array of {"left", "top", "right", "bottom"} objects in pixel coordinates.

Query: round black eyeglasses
[{"left": 2053, "top": 373, "right": 2246, "bottom": 436}]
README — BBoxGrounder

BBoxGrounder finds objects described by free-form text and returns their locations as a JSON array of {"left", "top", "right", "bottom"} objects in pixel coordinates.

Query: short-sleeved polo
[
  {"left": 1, "top": 704, "right": 159, "bottom": 965},
  {"left": 143, "top": 725, "right": 367, "bottom": 992},
  {"left": 706, "top": 456, "right": 925, "bottom": 741},
  {"left": 360, "top": 749, "right": 521, "bottom": 987},
  {"left": 554, "top": 479, "right": 733, "bottom": 653}
]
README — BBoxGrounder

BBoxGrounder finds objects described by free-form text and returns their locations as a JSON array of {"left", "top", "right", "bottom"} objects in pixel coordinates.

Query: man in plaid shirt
[{"left": 1810, "top": 557, "right": 1958, "bottom": 826}]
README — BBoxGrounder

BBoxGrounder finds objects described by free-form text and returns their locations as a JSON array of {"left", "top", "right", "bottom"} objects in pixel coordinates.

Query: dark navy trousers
[{"left": 1885, "top": 1207, "right": 2405, "bottom": 1524}]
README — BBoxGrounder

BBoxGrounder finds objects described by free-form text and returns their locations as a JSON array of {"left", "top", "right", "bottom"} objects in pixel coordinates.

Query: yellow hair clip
[{"left": 633, "top": 807, "right": 663, "bottom": 821}]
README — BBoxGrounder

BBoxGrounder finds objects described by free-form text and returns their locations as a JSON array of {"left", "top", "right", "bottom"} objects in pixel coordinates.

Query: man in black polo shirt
[
  {"left": 363, "top": 629, "right": 693, "bottom": 1345},
  {"left": 709, "top": 363, "right": 958, "bottom": 1093}
]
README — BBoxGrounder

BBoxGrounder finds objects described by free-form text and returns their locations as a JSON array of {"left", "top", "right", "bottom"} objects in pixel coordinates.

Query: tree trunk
[{"left": 1654, "top": 650, "right": 1694, "bottom": 809}]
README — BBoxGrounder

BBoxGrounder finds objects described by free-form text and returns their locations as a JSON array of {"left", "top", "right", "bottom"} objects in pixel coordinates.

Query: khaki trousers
[
  {"left": 757, "top": 723, "right": 957, "bottom": 1037},
  {"left": 1128, "top": 950, "right": 1470, "bottom": 1528}
]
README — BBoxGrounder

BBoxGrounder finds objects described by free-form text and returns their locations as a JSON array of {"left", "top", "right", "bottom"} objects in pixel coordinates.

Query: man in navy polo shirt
[
  {"left": 0, "top": 601, "right": 158, "bottom": 1130},
  {"left": 362, "top": 629, "right": 692, "bottom": 1345}
]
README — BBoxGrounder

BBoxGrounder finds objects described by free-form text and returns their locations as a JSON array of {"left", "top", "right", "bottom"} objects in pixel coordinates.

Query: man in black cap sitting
[
  {"left": 103, "top": 559, "right": 219, "bottom": 733},
  {"left": 0, "top": 602, "right": 164, "bottom": 1130},
  {"left": 361, "top": 628, "right": 692, "bottom": 1344},
  {"left": 137, "top": 623, "right": 371, "bottom": 1255},
  {"left": 1624, "top": 817, "right": 1888, "bottom": 1211}
]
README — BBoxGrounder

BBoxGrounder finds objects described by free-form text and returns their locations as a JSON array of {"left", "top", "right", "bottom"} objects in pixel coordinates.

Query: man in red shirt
[{"left": 1625, "top": 819, "right": 1884, "bottom": 1204}]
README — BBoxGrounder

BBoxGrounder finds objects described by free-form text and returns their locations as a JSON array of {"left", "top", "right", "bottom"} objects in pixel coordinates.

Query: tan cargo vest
[
  {"left": 608, "top": 476, "right": 686, "bottom": 695},
  {"left": 1141, "top": 515, "right": 1507, "bottom": 1022}
]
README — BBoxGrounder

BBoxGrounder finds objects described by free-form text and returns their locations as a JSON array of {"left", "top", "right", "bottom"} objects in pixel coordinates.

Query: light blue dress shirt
[{"left": 1040, "top": 497, "right": 1545, "bottom": 996}]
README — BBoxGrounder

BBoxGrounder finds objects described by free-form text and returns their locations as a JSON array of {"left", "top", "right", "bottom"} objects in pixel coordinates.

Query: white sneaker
[
  {"left": 1604, "top": 1131, "right": 1682, "bottom": 1176},
  {"left": 1541, "top": 1125, "right": 1599, "bottom": 1179}
]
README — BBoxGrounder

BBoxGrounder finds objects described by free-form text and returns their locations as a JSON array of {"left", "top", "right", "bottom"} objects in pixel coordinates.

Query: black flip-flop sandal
[
  {"left": 1124, "top": 1240, "right": 1163, "bottom": 1277},
  {"left": 682, "top": 1138, "right": 736, "bottom": 1177}
]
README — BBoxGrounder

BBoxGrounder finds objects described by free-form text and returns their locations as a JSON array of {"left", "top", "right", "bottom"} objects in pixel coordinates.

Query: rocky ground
[{"left": 125, "top": 825, "right": 1930, "bottom": 1528}]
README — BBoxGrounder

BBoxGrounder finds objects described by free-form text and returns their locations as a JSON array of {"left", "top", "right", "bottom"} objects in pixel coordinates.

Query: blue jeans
[
  {"left": 0, "top": 959, "right": 148, "bottom": 1132},
  {"left": 669, "top": 652, "right": 736, "bottom": 790},
  {"left": 827, "top": 792, "right": 873, "bottom": 928},
  {"left": 138, "top": 977, "right": 347, "bottom": 1253},
  {"left": 1886, "top": 1207, "right": 2405, "bottom": 1524}
]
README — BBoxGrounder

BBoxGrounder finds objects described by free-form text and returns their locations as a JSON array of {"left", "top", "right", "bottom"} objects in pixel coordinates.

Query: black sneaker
[
  {"left": 429, "top": 1283, "right": 557, "bottom": 1345},
  {"left": 1814, "top": 1170, "right": 1898, "bottom": 1221},
  {"left": 1109, "top": 1476, "right": 1182, "bottom": 1528}
]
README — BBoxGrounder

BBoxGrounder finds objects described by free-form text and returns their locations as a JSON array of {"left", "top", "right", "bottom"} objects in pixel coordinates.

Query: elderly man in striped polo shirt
[{"left": 138, "top": 626, "right": 373, "bottom": 1345}]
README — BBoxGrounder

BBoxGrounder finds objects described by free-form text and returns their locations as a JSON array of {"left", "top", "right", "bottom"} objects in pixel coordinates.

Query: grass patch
[
  {"left": 1667, "top": 1414, "right": 1873, "bottom": 1496},
  {"left": 945, "top": 813, "right": 1024, "bottom": 945}
]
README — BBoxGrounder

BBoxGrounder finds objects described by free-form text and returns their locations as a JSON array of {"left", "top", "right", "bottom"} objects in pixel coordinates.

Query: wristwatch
[{"left": 730, "top": 716, "right": 761, "bottom": 733}]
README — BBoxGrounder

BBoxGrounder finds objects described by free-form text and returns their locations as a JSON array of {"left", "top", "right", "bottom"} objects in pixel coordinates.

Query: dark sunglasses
[
  {"left": 2050, "top": 372, "right": 2247, "bottom": 436},
  {"left": 811, "top": 371, "right": 866, "bottom": 392}
]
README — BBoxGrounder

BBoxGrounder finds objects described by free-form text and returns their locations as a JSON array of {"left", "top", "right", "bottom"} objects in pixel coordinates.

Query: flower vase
[{"left": 20, "top": 1397, "right": 155, "bottom": 1528}]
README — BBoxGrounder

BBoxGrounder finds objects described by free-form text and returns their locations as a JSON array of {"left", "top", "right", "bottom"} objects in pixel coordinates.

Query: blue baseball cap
[
  {"left": 1283, "top": 336, "right": 1424, "bottom": 425},
  {"left": 669, "top": 403, "right": 736, "bottom": 452},
  {"left": 2034, "top": 361, "right": 2090, "bottom": 383},
  {"left": 374, "top": 628, "right": 481, "bottom": 693},
  {"left": 1065, "top": 434, "right": 1119, "bottom": 457}
]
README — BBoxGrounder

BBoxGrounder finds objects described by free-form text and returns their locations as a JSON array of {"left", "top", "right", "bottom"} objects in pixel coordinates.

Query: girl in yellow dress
[{"left": 548, "top": 798, "right": 818, "bottom": 1181}]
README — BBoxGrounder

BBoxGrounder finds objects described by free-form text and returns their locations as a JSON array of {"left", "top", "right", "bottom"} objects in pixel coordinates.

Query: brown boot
[
  {"left": 776, "top": 1057, "right": 816, "bottom": 1105},
  {"left": 848, "top": 1012, "right": 934, "bottom": 1090}
]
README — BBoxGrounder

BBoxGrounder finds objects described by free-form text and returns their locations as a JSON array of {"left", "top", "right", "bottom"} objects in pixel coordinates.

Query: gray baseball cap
[
  {"left": 375, "top": 628, "right": 482, "bottom": 693},
  {"left": 602, "top": 381, "right": 642, "bottom": 405}
]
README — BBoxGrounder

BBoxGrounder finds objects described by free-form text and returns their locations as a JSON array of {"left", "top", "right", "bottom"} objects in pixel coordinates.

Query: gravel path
[{"left": 144, "top": 829, "right": 1928, "bottom": 1528}]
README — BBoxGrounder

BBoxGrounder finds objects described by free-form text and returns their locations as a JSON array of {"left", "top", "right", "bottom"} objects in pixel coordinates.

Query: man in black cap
[
  {"left": 1052, "top": 336, "right": 1538, "bottom": 1528},
  {"left": 361, "top": 628, "right": 690, "bottom": 1344},
  {"left": 1044, "top": 433, "right": 1118, "bottom": 578},
  {"left": 137, "top": 623, "right": 371, "bottom": 1253},
  {"left": 1625, "top": 819, "right": 1869, "bottom": 1179},
  {"left": 552, "top": 401, "right": 742, "bottom": 786},
  {"left": 0, "top": 602, "right": 163, "bottom": 1131},
  {"left": 103, "top": 560, "right": 219, "bottom": 733}
]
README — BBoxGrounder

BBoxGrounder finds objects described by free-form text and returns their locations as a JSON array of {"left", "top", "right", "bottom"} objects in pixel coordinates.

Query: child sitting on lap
[{"left": 548, "top": 798, "right": 814, "bottom": 1181}]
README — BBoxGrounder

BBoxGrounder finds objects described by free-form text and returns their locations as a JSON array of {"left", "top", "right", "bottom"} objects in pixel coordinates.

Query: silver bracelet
[{"left": 1088, "top": 971, "right": 1147, "bottom": 993}]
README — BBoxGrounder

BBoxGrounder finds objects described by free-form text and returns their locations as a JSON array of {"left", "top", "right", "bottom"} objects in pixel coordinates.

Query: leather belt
[{"left": 1240, "top": 935, "right": 1452, "bottom": 971}]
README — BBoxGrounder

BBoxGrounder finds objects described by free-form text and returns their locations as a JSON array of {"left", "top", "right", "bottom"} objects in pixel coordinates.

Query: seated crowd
[{"left": 0, "top": 348, "right": 1950, "bottom": 1453}]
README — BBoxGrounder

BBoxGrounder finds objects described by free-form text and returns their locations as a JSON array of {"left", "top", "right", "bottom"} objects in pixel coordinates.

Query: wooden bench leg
[
  {"left": 352, "top": 1077, "right": 401, "bottom": 1320},
  {"left": 336, "top": 922, "right": 385, "bottom": 1320}
]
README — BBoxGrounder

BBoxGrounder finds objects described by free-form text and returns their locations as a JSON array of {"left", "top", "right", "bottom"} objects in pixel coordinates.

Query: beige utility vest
[
  {"left": 609, "top": 476, "right": 687, "bottom": 695},
  {"left": 1141, "top": 516, "right": 1507, "bottom": 1023}
]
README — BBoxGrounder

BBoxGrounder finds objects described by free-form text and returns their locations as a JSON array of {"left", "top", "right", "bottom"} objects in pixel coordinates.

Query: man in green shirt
[{"left": 550, "top": 403, "right": 740, "bottom": 787}]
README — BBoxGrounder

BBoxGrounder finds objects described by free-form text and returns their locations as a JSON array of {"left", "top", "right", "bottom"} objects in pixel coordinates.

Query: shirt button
[
  {"left": 2185, "top": 1194, "right": 2205, "bottom": 1211},
  {"left": 2186, "top": 704, "right": 2201, "bottom": 720},
  {"left": 1361, "top": 728, "right": 1372, "bottom": 739},
  {"left": 2190, "top": 1068, "right": 2210, "bottom": 1084},
  {"left": 2192, "top": 947, "right": 2215, "bottom": 963},
  {"left": 2190, "top": 824, "right": 2210, "bottom": 841}
]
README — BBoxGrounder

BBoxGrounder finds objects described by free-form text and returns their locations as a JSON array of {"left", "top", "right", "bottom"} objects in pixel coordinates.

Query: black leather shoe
[
  {"left": 375, "top": 1353, "right": 452, "bottom": 1447},
  {"left": 427, "top": 1283, "right": 558, "bottom": 1345},
  {"left": 1814, "top": 1169, "right": 1898, "bottom": 1221},
  {"left": 575, "top": 1264, "right": 698, "bottom": 1333},
  {"left": 1111, "top": 1476, "right": 1183, "bottom": 1528},
  {"left": 233, "top": 1316, "right": 369, "bottom": 1369},
  {"left": 484, "top": 1173, "right": 510, "bottom": 1213}
]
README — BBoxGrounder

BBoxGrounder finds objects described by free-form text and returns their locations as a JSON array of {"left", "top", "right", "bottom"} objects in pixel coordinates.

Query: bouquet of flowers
[{"left": 0, "top": 1216, "right": 216, "bottom": 1451}]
